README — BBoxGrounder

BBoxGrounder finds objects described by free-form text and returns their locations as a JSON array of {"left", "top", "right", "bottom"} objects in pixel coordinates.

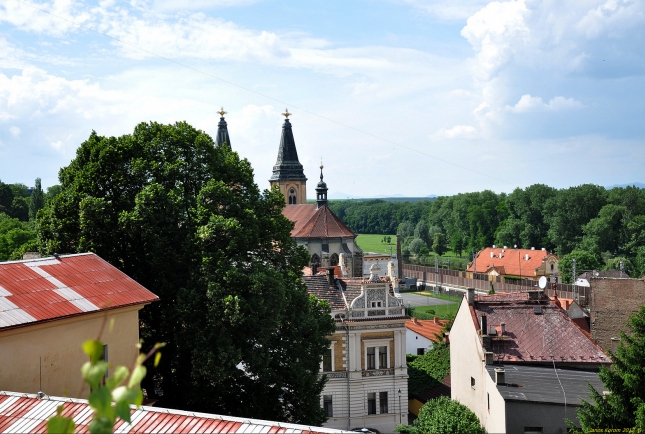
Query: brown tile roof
[
  {"left": 467, "top": 247, "right": 557, "bottom": 277},
  {"left": 303, "top": 274, "right": 346, "bottom": 310},
  {"left": 473, "top": 292, "right": 609, "bottom": 364},
  {"left": 282, "top": 204, "right": 355, "bottom": 238},
  {"left": 405, "top": 318, "right": 449, "bottom": 342}
]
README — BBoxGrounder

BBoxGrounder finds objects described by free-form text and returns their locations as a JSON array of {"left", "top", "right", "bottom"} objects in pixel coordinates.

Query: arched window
[
  {"left": 330, "top": 253, "right": 339, "bottom": 266},
  {"left": 311, "top": 254, "right": 320, "bottom": 266},
  {"left": 288, "top": 188, "right": 297, "bottom": 204}
]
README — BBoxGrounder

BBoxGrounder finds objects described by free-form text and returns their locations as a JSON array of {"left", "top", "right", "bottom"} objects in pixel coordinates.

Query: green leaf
[
  {"left": 85, "top": 362, "right": 109, "bottom": 389},
  {"left": 106, "top": 366, "right": 129, "bottom": 390},
  {"left": 154, "top": 352, "right": 162, "bottom": 367},
  {"left": 83, "top": 340, "right": 104, "bottom": 363},
  {"left": 88, "top": 387, "right": 112, "bottom": 414},
  {"left": 128, "top": 365, "right": 146, "bottom": 389},
  {"left": 115, "top": 399, "right": 132, "bottom": 424},
  {"left": 47, "top": 416, "right": 75, "bottom": 434},
  {"left": 88, "top": 415, "right": 114, "bottom": 434}
]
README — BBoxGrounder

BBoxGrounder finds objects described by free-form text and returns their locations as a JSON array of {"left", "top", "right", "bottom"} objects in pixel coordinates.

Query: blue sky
[{"left": 0, "top": 0, "right": 644, "bottom": 197}]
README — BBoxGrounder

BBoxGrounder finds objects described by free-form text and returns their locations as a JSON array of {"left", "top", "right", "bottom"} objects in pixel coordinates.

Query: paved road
[{"left": 400, "top": 292, "right": 456, "bottom": 308}]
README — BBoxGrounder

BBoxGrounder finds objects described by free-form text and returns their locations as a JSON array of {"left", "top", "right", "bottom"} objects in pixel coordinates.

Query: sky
[{"left": 0, "top": 0, "right": 644, "bottom": 198}]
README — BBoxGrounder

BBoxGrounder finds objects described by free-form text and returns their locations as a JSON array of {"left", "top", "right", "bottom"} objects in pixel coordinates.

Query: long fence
[{"left": 402, "top": 264, "right": 591, "bottom": 305}]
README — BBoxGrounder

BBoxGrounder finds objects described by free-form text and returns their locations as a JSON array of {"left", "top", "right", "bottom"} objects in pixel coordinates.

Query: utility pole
[
  {"left": 572, "top": 258, "right": 577, "bottom": 303},
  {"left": 435, "top": 254, "right": 438, "bottom": 294}
]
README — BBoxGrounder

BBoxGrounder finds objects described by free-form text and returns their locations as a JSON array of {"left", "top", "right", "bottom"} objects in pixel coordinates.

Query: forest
[{"left": 328, "top": 184, "right": 645, "bottom": 281}]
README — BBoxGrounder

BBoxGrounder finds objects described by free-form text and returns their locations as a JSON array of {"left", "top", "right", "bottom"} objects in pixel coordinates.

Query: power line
[{"left": 15, "top": 0, "right": 516, "bottom": 187}]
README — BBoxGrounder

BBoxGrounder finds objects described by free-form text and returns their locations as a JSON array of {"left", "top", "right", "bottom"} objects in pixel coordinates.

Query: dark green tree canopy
[
  {"left": 38, "top": 121, "right": 335, "bottom": 424},
  {"left": 29, "top": 178, "right": 45, "bottom": 221},
  {"left": 398, "top": 396, "right": 485, "bottom": 434}
]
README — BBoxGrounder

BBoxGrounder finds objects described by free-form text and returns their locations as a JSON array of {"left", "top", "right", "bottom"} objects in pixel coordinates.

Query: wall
[
  {"left": 405, "top": 330, "right": 433, "bottom": 355},
  {"left": 0, "top": 306, "right": 143, "bottom": 398},
  {"left": 590, "top": 278, "right": 645, "bottom": 353},
  {"left": 270, "top": 180, "right": 307, "bottom": 205},
  {"left": 505, "top": 401, "right": 580, "bottom": 434}
]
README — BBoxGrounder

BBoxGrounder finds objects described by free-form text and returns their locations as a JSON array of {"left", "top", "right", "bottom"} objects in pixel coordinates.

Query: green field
[
  {"left": 356, "top": 234, "right": 396, "bottom": 254},
  {"left": 408, "top": 293, "right": 460, "bottom": 319}
]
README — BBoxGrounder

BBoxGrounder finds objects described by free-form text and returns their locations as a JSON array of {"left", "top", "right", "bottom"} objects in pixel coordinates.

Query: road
[{"left": 399, "top": 292, "right": 457, "bottom": 308}]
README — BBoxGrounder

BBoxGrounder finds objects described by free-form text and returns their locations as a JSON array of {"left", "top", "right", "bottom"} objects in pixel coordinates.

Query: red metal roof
[
  {"left": 282, "top": 205, "right": 355, "bottom": 238},
  {"left": 0, "top": 392, "right": 347, "bottom": 433},
  {"left": 0, "top": 253, "right": 158, "bottom": 330},
  {"left": 467, "top": 247, "right": 558, "bottom": 277}
]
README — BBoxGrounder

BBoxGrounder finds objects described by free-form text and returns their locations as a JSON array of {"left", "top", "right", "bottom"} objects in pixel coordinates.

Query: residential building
[
  {"left": 451, "top": 289, "right": 610, "bottom": 433},
  {"left": 590, "top": 277, "right": 645, "bottom": 353},
  {"left": 363, "top": 255, "right": 397, "bottom": 279},
  {"left": 404, "top": 317, "right": 448, "bottom": 355},
  {"left": 0, "top": 253, "right": 158, "bottom": 399},
  {"left": 575, "top": 269, "right": 629, "bottom": 287},
  {"left": 467, "top": 246, "right": 560, "bottom": 282},
  {"left": 304, "top": 265, "right": 408, "bottom": 434},
  {"left": 0, "top": 391, "right": 349, "bottom": 433}
]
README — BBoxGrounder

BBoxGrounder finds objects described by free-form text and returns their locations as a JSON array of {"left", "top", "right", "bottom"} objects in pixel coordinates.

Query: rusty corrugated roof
[
  {"left": 282, "top": 205, "right": 355, "bottom": 238},
  {"left": 0, "top": 392, "right": 348, "bottom": 433},
  {"left": 0, "top": 253, "right": 158, "bottom": 330}
]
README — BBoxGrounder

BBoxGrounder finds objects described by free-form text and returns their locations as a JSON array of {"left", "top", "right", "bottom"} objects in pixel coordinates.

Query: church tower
[
  {"left": 215, "top": 107, "right": 231, "bottom": 148},
  {"left": 269, "top": 109, "right": 307, "bottom": 205}
]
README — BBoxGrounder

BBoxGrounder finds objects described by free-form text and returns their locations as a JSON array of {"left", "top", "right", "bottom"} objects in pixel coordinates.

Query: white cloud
[
  {"left": 507, "top": 94, "right": 584, "bottom": 113},
  {"left": 432, "top": 124, "right": 479, "bottom": 140},
  {"left": 0, "top": 0, "right": 92, "bottom": 37},
  {"left": 399, "top": 0, "right": 493, "bottom": 21},
  {"left": 9, "top": 126, "right": 20, "bottom": 136}
]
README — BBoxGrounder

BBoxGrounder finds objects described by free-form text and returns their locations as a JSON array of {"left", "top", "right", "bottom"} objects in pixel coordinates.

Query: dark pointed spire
[
  {"left": 216, "top": 107, "right": 231, "bottom": 148},
  {"left": 269, "top": 109, "right": 307, "bottom": 182},
  {"left": 316, "top": 160, "right": 328, "bottom": 209}
]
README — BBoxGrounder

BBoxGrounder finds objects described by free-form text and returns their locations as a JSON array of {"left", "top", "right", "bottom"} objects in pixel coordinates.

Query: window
[
  {"left": 417, "top": 348, "right": 425, "bottom": 356},
  {"left": 367, "top": 347, "right": 376, "bottom": 370},
  {"left": 322, "top": 347, "right": 332, "bottom": 372},
  {"left": 379, "top": 392, "right": 388, "bottom": 414},
  {"left": 370, "top": 301, "right": 382, "bottom": 308},
  {"left": 323, "top": 395, "right": 333, "bottom": 417},
  {"left": 524, "top": 428, "right": 543, "bottom": 434},
  {"left": 367, "top": 393, "right": 376, "bottom": 415},
  {"left": 330, "top": 253, "right": 339, "bottom": 266},
  {"left": 487, "top": 393, "right": 490, "bottom": 411},
  {"left": 550, "top": 263, "right": 554, "bottom": 271},
  {"left": 378, "top": 346, "right": 387, "bottom": 368},
  {"left": 471, "top": 377, "right": 476, "bottom": 389},
  {"left": 288, "top": 188, "right": 297, "bottom": 204}
]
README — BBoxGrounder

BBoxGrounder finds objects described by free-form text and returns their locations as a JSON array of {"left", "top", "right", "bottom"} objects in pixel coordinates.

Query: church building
[{"left": 269, "top": 110, "right": 364, "bottom": 278}]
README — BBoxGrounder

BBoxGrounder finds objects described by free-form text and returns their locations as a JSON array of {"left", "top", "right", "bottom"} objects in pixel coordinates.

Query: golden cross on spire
[
  {"left": 320, "top": 157, "right": 324, "bottom": 170},
  {"left": 282, "top": 108, "right": 292, "bottom": 118},
  {"left": 218, "top": 107, "right": 227, "bottom": 117}
]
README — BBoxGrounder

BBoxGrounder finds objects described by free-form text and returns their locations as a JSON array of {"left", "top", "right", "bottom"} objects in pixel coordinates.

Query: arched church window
[
  {"left": 311, "top": 254, "right": 320, "bottom": 266},
  {"left": 330, "top": 253, "right": 339, "bottom": 266},
  {"left": 289, "top": 188, "right": 297, "bottom": 204}
]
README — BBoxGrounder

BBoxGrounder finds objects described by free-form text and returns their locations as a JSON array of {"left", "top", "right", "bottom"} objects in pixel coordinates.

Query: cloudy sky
[{"left": 0, "top": 0, "right": 644, "bottom": 197}]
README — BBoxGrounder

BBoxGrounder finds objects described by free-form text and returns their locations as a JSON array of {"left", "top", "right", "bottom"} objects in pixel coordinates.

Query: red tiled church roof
[
  {"left": 467, "top": 247, "right": 557, "bottom": 277},
  {"left": 282, "top": 204, "right": 355, "bottom": 238}
]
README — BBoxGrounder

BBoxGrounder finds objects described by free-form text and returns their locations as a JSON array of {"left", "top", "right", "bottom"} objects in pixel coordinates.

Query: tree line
[{"left": 329, "top": 184, "right": 645, "bottom": 280}]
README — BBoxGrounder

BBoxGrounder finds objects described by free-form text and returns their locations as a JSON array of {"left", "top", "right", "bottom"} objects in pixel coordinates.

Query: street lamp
[{"left": 398, "top": 389, "right": 402, "bottom": 424}]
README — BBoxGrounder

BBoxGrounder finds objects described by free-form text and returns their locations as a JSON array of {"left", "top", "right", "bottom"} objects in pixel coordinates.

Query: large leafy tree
[
  {"left": 570, "top": 306, "right": 645, "bottom": 432},
  {"left": 38, "top": 122, "right": 335, "bottom": 424},
  {"left": 29, "top": 178, "right": 45, "bottom": 220},
  {"left": 558, "top": 250, "right": 602, "bottom": 283},
  {"left": 398, "top": 396, "right": 485, "bottom": 434}
]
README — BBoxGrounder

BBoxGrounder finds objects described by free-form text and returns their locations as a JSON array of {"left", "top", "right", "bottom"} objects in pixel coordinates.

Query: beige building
[
  {"left": 0, "top": 253, "right": 158, "bottom": 399},
  {"left": 451, "top": 289, "right": 609, "bottom": 433},
  {"left": 305, "top": 265, "right": 408, "bottom": 434}
]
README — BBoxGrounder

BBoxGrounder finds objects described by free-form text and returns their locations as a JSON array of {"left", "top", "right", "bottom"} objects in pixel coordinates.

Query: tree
[
  {"left": 38, "top": 122, "right": 335, "bottom": 424},
  {"left": 570, "top": 306, "right": 645, "bottom": 433},
  {"left": 415, "top": 219, "right": 431, "bottom": 246},
  {"left": 0, "top": 213, "right": 36, "bottom": 260},
  {"left": 408, "top": 237, "right": 426, "bottom": 254},
  {"left": 0, "top": 181, "right": 14, "bottom": 214},
  {"left": 579, "top": 204, "right": 626, "bottom": 255},
  {"left": 432, "top": 232, "right": 447, "bottom": 256},
  {"left": 558, "top": 250, "right": 602, "bottom": 283},
  {"left": 604, "top": 257, "right": 634, "bottom": 277},
  {"left": 449, "top": 231, "right": 464, "bottom": 257},
  {"left": 398, "top": 396, "right": 485, "bottom": 434},
  {"left": 29, "top": 178, "right": 45, "bottom": 220},
  {"left": 397, "top": 221, "right": 414, "bottom": 239}
]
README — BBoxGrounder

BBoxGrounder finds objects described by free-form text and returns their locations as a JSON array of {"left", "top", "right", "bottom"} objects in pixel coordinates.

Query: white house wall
[{"left": 405, "top": 330, "right": 433, "bottom": 355}]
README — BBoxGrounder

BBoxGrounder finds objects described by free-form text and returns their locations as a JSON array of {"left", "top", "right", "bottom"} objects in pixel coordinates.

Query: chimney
[
  {"left": 327, "top": 267, "right": 335, "bottom": 285},
  {"left": 500, "top": 322, "right": 506, "bottom": 335},
  {"left": 495, "top": 367, "right": 505, "bottom": 384},
  {"left": 480, "top": 315, "right": 488, "bottom": 335},
  {"left": 413, "top": 317, "right": 418, "bottom": 324},
  {"left": 484, "top": 351, "right": 494, "bottom": 365},
  {"left": 531, "top": 247, "right": 535, "bottom": 250},
  {"left": 525, "top": 254, "right": 529, "bottom": 261},
  {"left": 467, "top": 288, "right": 475, "bottom": 305},
  {"left": 493, "top": 245, "right": 496, "bottom": 248},
  {"left": 434, "top": 316, "right": 439, "bottom": 324},
  {"left": 22, "top": 252, "right": 42, "bottom": 260},
  {"left": 312, "top": 263, "right": 318, "bottom": 275}
]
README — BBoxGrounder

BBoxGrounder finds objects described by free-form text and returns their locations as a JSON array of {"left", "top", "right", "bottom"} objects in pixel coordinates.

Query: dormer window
[
  {"left": 371, "top": 301, "right": 382, "bottom": 308},
  {"left": 288, "top": 188, "right": 297, "bottom": 204}
]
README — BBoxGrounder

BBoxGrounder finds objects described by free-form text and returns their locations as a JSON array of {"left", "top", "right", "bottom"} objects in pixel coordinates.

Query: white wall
[{"left": 405, "top": 329, "right": 433, "bottom": 355}]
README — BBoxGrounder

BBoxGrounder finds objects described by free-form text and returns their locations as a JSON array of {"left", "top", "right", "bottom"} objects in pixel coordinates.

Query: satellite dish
[{"left": 538, "top": 276, "right": 547, "bottom": 289}]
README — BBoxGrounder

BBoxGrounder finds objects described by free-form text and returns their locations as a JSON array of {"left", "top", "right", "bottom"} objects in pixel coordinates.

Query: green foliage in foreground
[
  {"left": 0, "top": 213, "right": 35, "bottom": 260},
  {"left": 569, "top": 306, "right": 645, "bottom": 433},
  {"left": 407, "top": 342, "right": 450, "bottom": 398},
  {"left": 37, "top": 121, "right": 335, "bottom": 425},
  {"left": 47, "top": 339, "right": 164, "bottom": 434},
  {"left": 396, "top": 396, "right": 485, "bottom": 434}
]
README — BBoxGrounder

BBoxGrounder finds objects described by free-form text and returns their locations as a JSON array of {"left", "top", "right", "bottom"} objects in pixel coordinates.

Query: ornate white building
[{"left": 305, "top": 264, "right": 409, "bottom": 433}]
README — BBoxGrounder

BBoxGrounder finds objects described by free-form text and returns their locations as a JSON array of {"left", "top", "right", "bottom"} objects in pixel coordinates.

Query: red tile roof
[
  {"left": 472, "top": 292, "right": 609, "bottom": 364},
  {"left": 282, "top": 205, "right": 355, "bottom": 238},
  {"left": 405, "top": 318, "right": 449, "bottom": 342},
  {"left": 467, "top": 247, "right": 557, "bottom": 277},
  {"left": 0, "top": 253, "right": 158, "bottom": 330},
  {"left": 0, "top": 392, "right": 345, "bottom": 433}
]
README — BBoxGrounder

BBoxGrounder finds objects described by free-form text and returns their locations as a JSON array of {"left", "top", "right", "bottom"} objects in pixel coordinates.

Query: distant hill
[
  {"left": 328, "top": 191, "right": 437, "bottom": 202},
  {"left": 605, "top": 182, "right": 645, "bottom": 189}
]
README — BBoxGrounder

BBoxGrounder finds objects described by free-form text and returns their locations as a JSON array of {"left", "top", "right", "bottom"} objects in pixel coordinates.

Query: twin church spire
[{"left": 215, "top": 107, "right": 327, "bottom": 207}]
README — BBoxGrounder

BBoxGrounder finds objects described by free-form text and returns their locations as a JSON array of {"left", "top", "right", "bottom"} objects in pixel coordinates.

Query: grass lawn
[
  {"left": 409, "top": 304, "right": 459, "bottom": 320},
  {"left": 356, "top": 234, "right": 396, "bottom": 254},
  {"left": 413, "top": 292, "right": 462, "bottom": 303}
]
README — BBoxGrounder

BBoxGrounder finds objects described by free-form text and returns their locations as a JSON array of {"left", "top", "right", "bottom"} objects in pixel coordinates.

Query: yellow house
[{"left": 0, "top": 253, "right": 158, "bottom": 399}]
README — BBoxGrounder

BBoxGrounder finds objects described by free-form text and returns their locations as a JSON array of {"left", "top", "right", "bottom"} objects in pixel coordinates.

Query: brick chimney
[
  {"left": 467, "top": 288, "right": 475, "bottom": 305},
  {"left": 327, "top": 267, "right": 335, "bottom": 285}
]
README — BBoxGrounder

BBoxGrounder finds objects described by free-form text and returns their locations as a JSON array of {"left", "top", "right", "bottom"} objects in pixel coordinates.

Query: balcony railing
[
  {"left": 319, "top": 371, "right": 348, "bottom": 379},
  {"left": 362, "top": 368, "right": 394, "bottom": 377}
]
